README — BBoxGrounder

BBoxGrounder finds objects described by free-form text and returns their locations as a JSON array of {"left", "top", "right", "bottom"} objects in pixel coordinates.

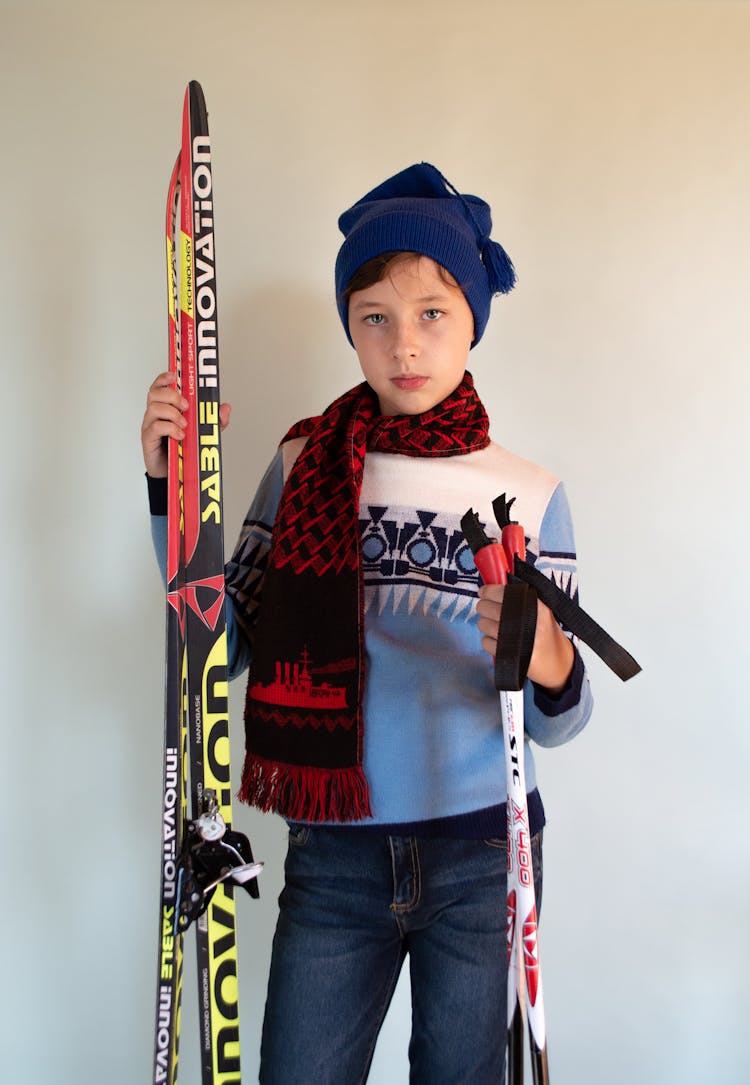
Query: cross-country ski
[{"left": 152, "top": 80, "right": 260, "bottom": 1085}]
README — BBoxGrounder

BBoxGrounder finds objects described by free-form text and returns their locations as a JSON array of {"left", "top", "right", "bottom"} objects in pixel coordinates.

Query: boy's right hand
[
  {"left": 140, "top": 371, "right": 233, "bottom": 478},
  {"left": 141, "top": 371, "right": 189, "bottom": 478}
]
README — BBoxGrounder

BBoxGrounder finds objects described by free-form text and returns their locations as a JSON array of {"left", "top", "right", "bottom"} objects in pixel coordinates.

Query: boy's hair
[
  {"left": 339, "top": 250, "right": 460, "bottom": 306},
  {"left": 335, "top": 163, "right": 515, "bottom": 349}
]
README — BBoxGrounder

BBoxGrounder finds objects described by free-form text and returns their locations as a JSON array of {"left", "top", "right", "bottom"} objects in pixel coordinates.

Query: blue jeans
[{"left": 259, "top": 826, "right": 543, "bottom": 1084}]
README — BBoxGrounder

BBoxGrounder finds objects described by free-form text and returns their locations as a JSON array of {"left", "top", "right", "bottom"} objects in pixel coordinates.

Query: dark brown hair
[{"left": 340, "top": 251, "right": 459, "bottom": 306}]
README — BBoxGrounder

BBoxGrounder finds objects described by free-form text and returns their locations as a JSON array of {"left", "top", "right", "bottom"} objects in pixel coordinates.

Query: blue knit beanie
[{"left": 335, "top": 162, "right": 515, "bottom": 348}]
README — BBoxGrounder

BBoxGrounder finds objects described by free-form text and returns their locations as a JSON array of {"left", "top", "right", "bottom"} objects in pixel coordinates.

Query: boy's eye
[
  {"left": 364, "top": 313, "right": 385, "bottom": 325},
  {"left": 423, "top": 309, "right": 443, "bottom": 321}
]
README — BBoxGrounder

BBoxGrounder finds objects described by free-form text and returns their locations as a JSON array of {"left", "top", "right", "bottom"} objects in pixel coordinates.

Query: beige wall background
[{"left": 2, "top": 1, "right": 748, "bottom": 1081}]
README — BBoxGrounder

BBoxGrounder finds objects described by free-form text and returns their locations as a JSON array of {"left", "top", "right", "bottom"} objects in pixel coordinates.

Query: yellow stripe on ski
[
  {"left": 201, "top": 631, "right": 242, "bottom": 1080},
  {"left": 180, "top": 231, "right": 193, "bottom": 316},
  {"left": 166, "top": 236, "right": 176, "bottom": 320}
]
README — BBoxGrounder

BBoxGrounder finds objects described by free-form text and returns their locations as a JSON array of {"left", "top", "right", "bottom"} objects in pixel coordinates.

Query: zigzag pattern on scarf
[
  {"left": 251, "top": 705, "right": 356, "bottom": 733},
  {"left": 269, "top": 394, "right": 369, "bottom": 575},
  {"left": 370, "top": 411, "right": 488, "bottom": 457}
]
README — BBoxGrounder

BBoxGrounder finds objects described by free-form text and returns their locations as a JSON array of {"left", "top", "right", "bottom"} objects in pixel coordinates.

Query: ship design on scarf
[{"left": 249, "top": 648, "right": 349, "bottom": 710}]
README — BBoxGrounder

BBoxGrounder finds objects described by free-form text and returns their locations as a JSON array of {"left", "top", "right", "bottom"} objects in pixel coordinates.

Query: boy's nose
[{"left": 391, "top": 323, "right": 419, "bottom": 360}]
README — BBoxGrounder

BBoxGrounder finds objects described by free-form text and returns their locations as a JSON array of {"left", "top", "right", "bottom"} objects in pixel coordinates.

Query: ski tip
[{"left": 187, "top": 80, "right": 206, "bottom": 108}]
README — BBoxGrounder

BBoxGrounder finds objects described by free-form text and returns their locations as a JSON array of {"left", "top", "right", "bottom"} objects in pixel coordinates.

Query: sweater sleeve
[
  {"left": 522, "top": 482, "right": 594, "bottom": 747},
  {"left": 224, "top": 450, "right": 285, "bottom": 671}
]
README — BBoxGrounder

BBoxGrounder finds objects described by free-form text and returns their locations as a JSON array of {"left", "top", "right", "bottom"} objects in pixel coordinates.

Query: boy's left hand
[{"left": 476, "top": 585, "right": 574, "bottom": 695}]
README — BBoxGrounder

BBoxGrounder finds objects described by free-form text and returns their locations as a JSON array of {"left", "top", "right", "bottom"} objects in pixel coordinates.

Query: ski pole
[{"left": 461, "top": 509, "right": 550, "bottom": 1085}]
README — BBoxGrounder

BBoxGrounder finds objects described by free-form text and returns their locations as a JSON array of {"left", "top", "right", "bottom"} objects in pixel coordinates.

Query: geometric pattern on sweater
[
  {"left": 535, "top": 549, "right": 579, "bottom": 611},
  {"left": 360, "top": 503, "right": 478, "bottom": 622},
  {"left": 224, "top": 518, "right": 272, "bottom": 641},
  {"left": 225, "top": 444, "right": 581, "bottom": 645},
  {"left": 360, "top": 505, "right": 580, "bottom": 623},
  {"left": 225, "top": 512, "right": 582, "bottom": 632}
]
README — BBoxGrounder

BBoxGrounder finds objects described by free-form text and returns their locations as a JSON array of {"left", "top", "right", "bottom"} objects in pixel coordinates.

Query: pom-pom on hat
[{"left": 335, "top": 162, "right": 515, "bottom": 348}]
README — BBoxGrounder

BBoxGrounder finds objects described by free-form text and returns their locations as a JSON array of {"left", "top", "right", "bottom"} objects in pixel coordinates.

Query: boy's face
[{"left": 348, "top": 256, "right": 474, "bottom": 416}]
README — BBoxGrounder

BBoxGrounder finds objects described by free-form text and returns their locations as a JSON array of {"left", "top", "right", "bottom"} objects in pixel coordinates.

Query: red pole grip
[
  {"left": 474, "top": 542, "right": 509, "bottom": 587},
  {"left": 502, "top": 524, "right": 526, "bottom": 571}
]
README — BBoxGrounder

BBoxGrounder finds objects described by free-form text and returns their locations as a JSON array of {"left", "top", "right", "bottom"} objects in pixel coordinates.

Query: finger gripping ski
[{"left": 152, "top": 81, "right": 260, "bottom": 1085}]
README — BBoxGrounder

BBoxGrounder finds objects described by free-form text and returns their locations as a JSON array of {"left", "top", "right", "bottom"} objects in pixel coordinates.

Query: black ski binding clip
[{"left": 176, "top": 789, "right": 262, "bottom": 932}]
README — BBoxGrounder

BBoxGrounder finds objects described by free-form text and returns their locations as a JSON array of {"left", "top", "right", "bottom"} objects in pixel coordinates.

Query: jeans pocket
[
  {"left": 287, "top": 823, "right": 311, "bottom": 848},
  {"left": 482, "top": 837, "right": 507, "bottom": 851}
]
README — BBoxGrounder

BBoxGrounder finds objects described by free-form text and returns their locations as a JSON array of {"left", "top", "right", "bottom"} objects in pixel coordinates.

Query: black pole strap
[
  {"left": 494, "top": 581, "right": 538, "bottom": 691},
  {"left": 510, "top": 557, "right": 641, "bottom": 683},
  {"left": 461, "top": 497, "right": 641, "bottom": 686}
]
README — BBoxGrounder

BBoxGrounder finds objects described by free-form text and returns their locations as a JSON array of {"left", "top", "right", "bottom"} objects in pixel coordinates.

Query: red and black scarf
[{"left": 239, "top": 372, "right": 490, "bottom": 822}]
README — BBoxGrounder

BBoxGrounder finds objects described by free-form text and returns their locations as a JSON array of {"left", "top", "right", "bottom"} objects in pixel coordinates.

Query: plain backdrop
[{"left": 2, "top": 2, "right": 749, "bottom": 1082}]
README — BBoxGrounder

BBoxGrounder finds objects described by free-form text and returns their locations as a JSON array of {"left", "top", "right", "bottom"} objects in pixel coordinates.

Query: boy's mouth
[{"left": 392, "top": 375, "right": 428, "bottom": 392}]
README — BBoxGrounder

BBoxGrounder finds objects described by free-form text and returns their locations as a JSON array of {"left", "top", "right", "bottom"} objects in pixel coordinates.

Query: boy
[{"left": 142, "top": 162, "right": 592, "bottom": 1083}]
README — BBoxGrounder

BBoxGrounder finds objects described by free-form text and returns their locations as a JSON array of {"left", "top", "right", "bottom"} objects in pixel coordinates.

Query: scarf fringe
[{"left": 239, "top": 752, "right": 373, "bottom": 823}]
